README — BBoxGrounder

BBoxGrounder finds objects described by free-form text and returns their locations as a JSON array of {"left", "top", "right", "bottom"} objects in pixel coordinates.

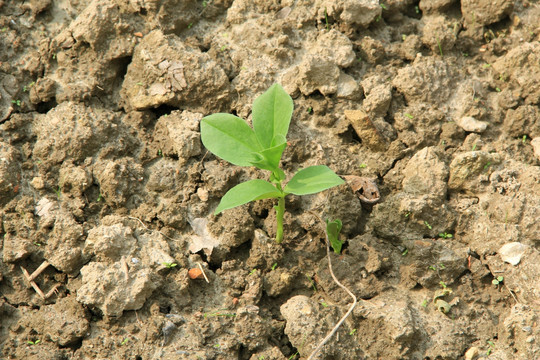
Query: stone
[
  {"left": 461, "top": 0, "right": 514, "bottom": 27},
  {"left": 532, "top": 138, "right": 540, "bottom": 161},
  {"left": 77, "top": 261, "right": 158, "bottom": 317},
  {"left": 344, "top": 109, "right": 387, "bottom": 151},
  {"left": 456, "top": 116, "right": 488, "bottom": 133},
  {"left": 499, "top": 242, "right": 528, "bottom": 266}
]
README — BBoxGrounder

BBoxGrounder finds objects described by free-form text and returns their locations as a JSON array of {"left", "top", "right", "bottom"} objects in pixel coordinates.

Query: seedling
[
  {"left": 271, "top": 263, "right": 278, "bottom": 271},
  {"left": 349, "top": 329, "right": 357, "bottom": 335},
  {"left": 120, "top": 338, "right": 129, "bottom": 346},
  {"left": 380, "top": 3, "right": 387, "bottom": 10},
  {"left": 23, "top": 81, "right": 35, "bottom": 92},
  {"left": 401, "top": 248, "right": 408, "bottom": 256},
  {"left": 11, "top": 99, "right": 21, "bottom": 107},
  {"left": 326, "top": 219, "right": 343, "bottom": 254},
  {"left": 438, "top": 232, "right": 453, "bottom": 239},
  {"left": 200, "top": 84, "right": 344, "bottom": 243},
  {"left": 324, "top": 8, "right": 329, "bottom": 31},
  {"left": 472, "top": 143, "right": 477, "bottom": 151},
  {"left": 424, "top": 221, "right": 432, "bottom": 230},
  {"left": 96, "top": 193, "right": 103, "bottom": 202},
  {"left": 522, "top": 135, "right": 527, "bottom": 143},
  {"left": 27, "top": 339, "right": 40, "bottom": 346},
  {"left": 162, "top": 262, "right": 177, "bottom": 269},
  {"left": 359, "top": 163, "right": 367, "bottom": 168},
  {"left": 249, "top": 269, "right": 257, "bottom": 276},
  {"left": 486, "top": 340, "right": 495, "bottom": 355},
  {"left": 404, "top": 113, "right": 414, "bottom": 119},
  {"left": 492, "top": 275, "right": 504, "bottom": 286}
]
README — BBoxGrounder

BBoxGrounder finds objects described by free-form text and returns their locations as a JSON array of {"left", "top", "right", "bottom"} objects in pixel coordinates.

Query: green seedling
[
  {"left": 326, "top": 219, "right": 343, "bottom": 254},
  {"left": 359, "top": 163, "right": 367, "bottom": 168},
  {"left": 436, "top": 36, "right": 443, "bottom": 57},
  {"left": 380, "top": 3, "right": 387, "bottom": 10},
  {"left": 54, "top": 186, "right": 61, "bottom": 199},
  {"left": 11, "top": 99, "right": 21, "bottom": 107},
  {"left": 486, "top": 340, "right": 495, "bottom": 355},
  {"left": 23, "top": 81, "right": 35, "bottom": 92},
  {"left": 401, "top": 248, "right": 409, "bottom": 256},
  {"left": 415, "top": 5, "right": 420, "bottom": 14},
  {"left": 495, "top": 87, "right": 501, "bottom": 92},
  {"left": 320, "top": 300, "right": 329, "bottom": 307},
  {"left": 472, "top": 143, "right": 477, "bottom": 151},
  {"left": 307, "top": 106, "right": 313, "bottom": 113},
  {"left": 522, "top": 135, "right": 527, "bottom": 143},
  {"left": 203, "top": 311, "right": 236, "bottom": 318},
  {"left": 483, "top": 161, "right": 491, "bottom": 171},
  {"left": 96, "top": 193, "right": 103, "bottom": 202},
  {"left": 157, "top": 149, "right": 163, "bottom": 157},
  {"left": 200, "top": 84, "right": 344, "bottom": 243},
  {"left": 492, "top": 275, "right": 504, "bottom": 286},
  {"left": 271, "top": 263, "right": 278, "bottom": 271},
  {"left": 421, "top": 299, "right": 429, "bottom": 308},
  {"left": 27, "top": 339, "right": 40, "bottom": 346},
  {"left": 249, "top": 268, "right": 257, "bottom": 275},
  {"left": 438, "top": 232, "right": 453, "bottom": 239},
  {"left": 324, "top": 8, "right": 329, "bottom": 31},
  {"left": 120, "top": 338, "right": 129, "bottom": 346},
  {"left": 162, "top": 262, "right": 177, "bottom": 269},
  {"left": 349, "top": 328, "right": 357, "bottom": 335},
  {"left": 424, "top": 221, "right": 432, "bottom": 230},
  {"left": 404, "top": 113, "right": 414, "bottom": 119}
]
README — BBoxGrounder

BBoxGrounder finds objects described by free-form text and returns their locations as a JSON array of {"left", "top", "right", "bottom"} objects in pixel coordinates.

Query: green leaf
[
  {"left": 200, "top": 113, "right": 262, "bottom": 167},
  {"left": 252, "top": 83, "right": 293, "bottom": 149},
  {"left": 284, "top": 165, "right": 344, "bottom": 195},
  {"left": 250, "top": 141, "right": 287, "bottom": 171},
  {"left": 215, "top": 179, "right": 282, "bottom": 214},
  {"left": 326, "top": 219, "right": 343, "bottom": 254}
]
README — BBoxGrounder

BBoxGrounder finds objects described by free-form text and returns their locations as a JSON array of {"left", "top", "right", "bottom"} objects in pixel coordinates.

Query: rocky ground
[{"left": 1, "top": 0, "right": 539, "bottom": 359}]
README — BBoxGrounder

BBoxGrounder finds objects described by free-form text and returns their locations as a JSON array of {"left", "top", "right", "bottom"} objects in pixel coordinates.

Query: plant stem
[{"left": 275, "top": 196, "right": 285, "bottom": 243}]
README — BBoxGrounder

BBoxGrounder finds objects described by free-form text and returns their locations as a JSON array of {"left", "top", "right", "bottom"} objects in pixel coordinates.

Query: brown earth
[{"left": 1, "top": 0, "right": 540, "bottom": 359}]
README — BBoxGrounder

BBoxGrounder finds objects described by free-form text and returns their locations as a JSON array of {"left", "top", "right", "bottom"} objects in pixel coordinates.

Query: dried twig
[{"left": 197, "top": 262, "right": 210, "bottom": 283}]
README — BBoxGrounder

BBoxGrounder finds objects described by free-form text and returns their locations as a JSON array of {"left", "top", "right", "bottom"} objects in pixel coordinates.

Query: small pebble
[
  {"left": 464, "top": 346, "right": 479, "bottom": 360},
  {"left": 188, "top": 268, "right": 204, "bottom": 279},
  {"left": 456, "top": 116, "right": 488, "bottom": 133},
  {"left": 499, "top": 242, "right": 528, "bottom": 266}
]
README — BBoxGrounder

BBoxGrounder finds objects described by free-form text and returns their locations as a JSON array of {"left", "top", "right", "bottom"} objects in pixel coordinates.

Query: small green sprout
[
  {"left": 482, "top": 63, "right": 491, "bottom": 69},
  {"left": 462, "top": 52, "right": 469, "bottom": 57},
  {"left": 96, "top": 193, "right": 103, "bottom": 202},
  {"left": 249, "top": 269, "right": 257, "bottom": 276},
  {"left": 483, "top": 162, "right": 491, "bottom": 171},
  {"left": 162, "top": 262, "right": 177, "bottom": 269},
  {"left": 404, "top": 113, "right": 414, "bottom": 119},
  {"left": 34, "top": 242, "right": 42, "bottom": 246},
  {"left": 349, "top": 329, "right": 357, "bottom": 335},
  {"left": 136, "top": 82, "right": 143, "bottom": 86},
  {"left": 220, "top": 45, "right": 227, "bottom": 52},
  {"left": 421, "top": 299, "right": 429, "bottom": 307},
  {"left": 326, "top": 219, "right": 343, "bottom": 254},
  {"left": 320, "top": 300, "right": 329, "bottom": 307},
  {"left": 188, "top": 23, "right": 193, "bottom": 29},
  {"left": 11, "top": 100, "right": 21, "bottom": 107},
  {"left": 438, "top": 232, "right": 453, "bottom": 239},
  {"left": 214, "top": 343, "right": 221, "bottom": 348},
  {"left": 307, "top": 106, "right": 313, "bottom": 113},
  {"left": 522, "top": 135, "right": 527, "bottom": 143},
  {"left": 401, "top": 248, "right": 408, "bottom": 256},
  {"left": 375, "top": 15, "right": 382, "bottom": 22},
  {"left": 402, "top": 34, "right": 407, "bottom": 41},
  {"left": 120, "top": 338, "right": 129, "bottom": 346},
  {"left": 472, "top": 143, "right": 477, "bottom": 151},
  {"left": 359, "top": 163, "right": 367, "bottom": 168},
  {"left": 324, "top": 8, "right": 329, "bottom": 31},
  {"left": 436, "top": 36, "right": 443, "bottom": 57},
  {"left": 424, "top": 221, "right": 432, "bottom": 230},
  {"left": 495, "top": 87, "right": 501, "bottom": 92},
  {"left": 271, "top": 263, "right": 278, "bottom": 271},
  {"left": 306, "top": 275, "right": 317, "bottom": 292},
  {"left": 414, "top": 5, "right": 420, "bottom": 13},
  {"left": 439, "top": 281, "right": 447, "bottom": 289},
  {"left": 1, "top": 27, "right": 7, "bottom": 32},
  {"left": 158, "top": 149, "right": 163, "bottom": 157},
  {"left": 200, "top": 84, "right": 344, "bottom": 243},
  {"left": 27, "top": 339, "right": 40, "bottom": 346},
  {"left": 203, "top": 311, "right": 236, "bottom": 318},
  {"left": 23, "top": 81, "right": 35, "bottom": 92},
  {"left": 380, "top": 3, "right": 387, "bottom": 10},
  {"left": 486, "top": 340, "right": 495, "bottom": 355},
  {"left": 54, "top": 186, "right": 61, "bottom": 199},
  {"left": 492, "top": 275, "right": 504, "bottom": 286},
  {"left": 499, "top": 73, "right": 507, "bottom": 82}
]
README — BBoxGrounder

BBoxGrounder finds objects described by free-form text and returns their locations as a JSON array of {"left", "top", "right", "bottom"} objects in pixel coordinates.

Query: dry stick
[{"left": 307, "top": 213, "right": 357, "bottom": 360}]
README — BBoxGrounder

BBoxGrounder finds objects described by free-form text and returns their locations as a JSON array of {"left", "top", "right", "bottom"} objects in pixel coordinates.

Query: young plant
[
  {"left": 200, "top": 83, "right": 344, "bottom": 243},
  {"left": 326, "top": 219, "right": 343, "bottom": 254}
]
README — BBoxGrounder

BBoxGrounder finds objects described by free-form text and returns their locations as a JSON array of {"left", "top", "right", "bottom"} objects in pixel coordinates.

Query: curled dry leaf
[
  {"left": 188, "top": 268, "right": 204, "bottom": 280},
  {"left": 342, "top": 175, "right": 381, "bottom": 205}
]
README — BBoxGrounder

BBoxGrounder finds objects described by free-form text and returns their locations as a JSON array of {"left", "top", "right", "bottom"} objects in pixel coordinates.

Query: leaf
[
  {"left": 326, "top": 219, "right": 343, "bottom": 254},
  {"left": 252, "top": 83, "right": 293, "bottom": 149},
  {"left": 284, "top": 165, "right": 345, "bottom": 195},
  {"left": 200, "top": 113, "right": 262, "bottom": 167},
  {"left": 215, "top": 179, "right": 282, "bottom": 214},
  {"left": 250, "top": 141, "right": 287, "bottom": 171}
]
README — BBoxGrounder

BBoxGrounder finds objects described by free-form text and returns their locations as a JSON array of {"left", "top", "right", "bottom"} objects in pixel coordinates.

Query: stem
[{"left": 275, "top": 196, "right": 285, "bottom": 243}]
